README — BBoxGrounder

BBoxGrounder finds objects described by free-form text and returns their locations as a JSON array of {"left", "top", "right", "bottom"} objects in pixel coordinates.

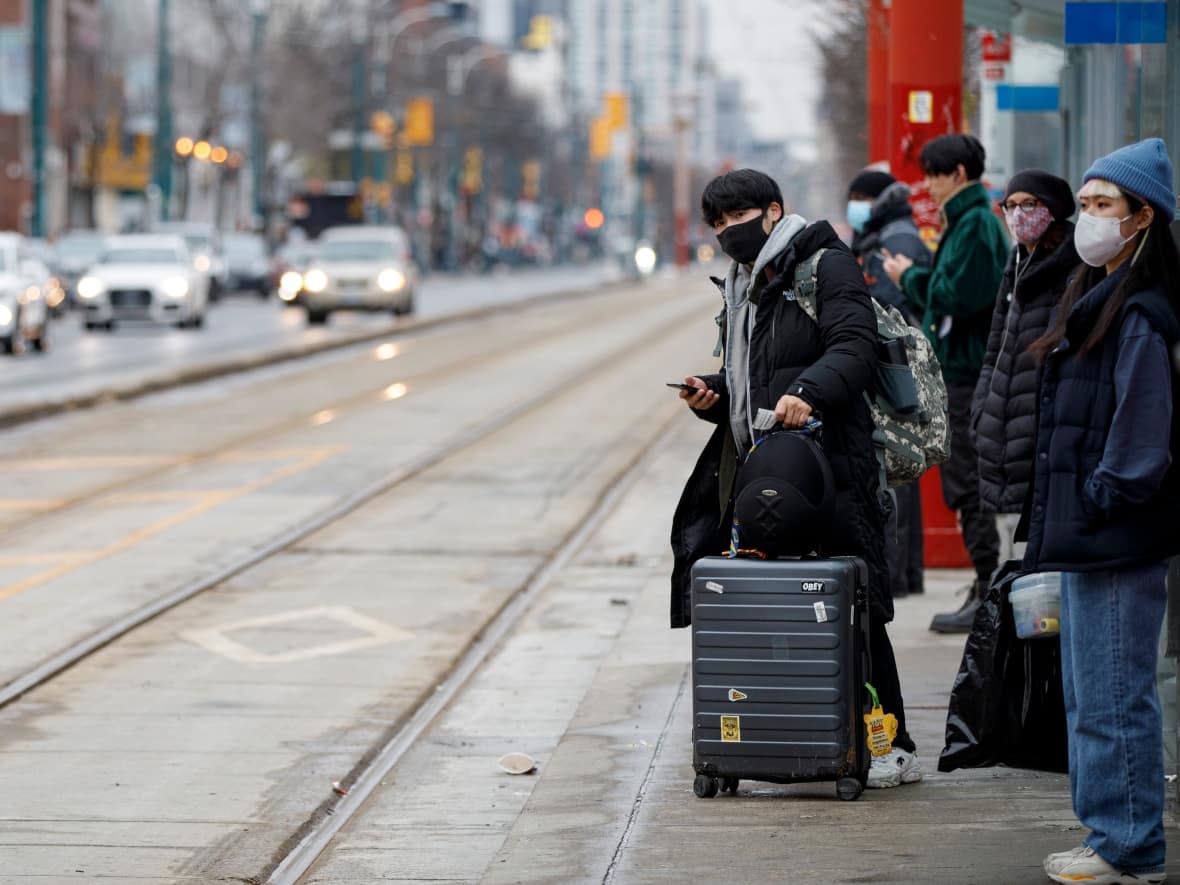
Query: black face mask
[{"left": 717, "top": 213, "right": 770, "bottom": 265}]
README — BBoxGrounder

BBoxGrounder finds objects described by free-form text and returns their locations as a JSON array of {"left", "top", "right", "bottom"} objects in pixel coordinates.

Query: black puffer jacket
[
  {"left": 670, "top": 221, "right": 888, "bottom": 627},
  {"left": 972, "top": 226, "right": 1078, "bottom": 514},
  {"left": 850, "top": 181, "right": 931, "bottom": 317}
]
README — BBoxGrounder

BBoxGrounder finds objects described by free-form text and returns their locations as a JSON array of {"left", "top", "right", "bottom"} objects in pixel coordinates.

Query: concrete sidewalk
[{"left": 488, "top": 568, "right": 1179, "bottom": 884}]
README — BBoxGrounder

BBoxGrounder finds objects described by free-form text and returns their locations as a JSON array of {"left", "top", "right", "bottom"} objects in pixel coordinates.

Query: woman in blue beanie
[{"left": 1026, "top": 138, "right": 1180, "bottom": 884}]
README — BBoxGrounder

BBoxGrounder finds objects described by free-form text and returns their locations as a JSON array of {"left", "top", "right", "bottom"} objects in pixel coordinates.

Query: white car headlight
[
  {"left": 161, "top": 276, "right": 190, "bottom": 299},
  {"left": 634, "top": 245, "right": 657, "bottom": 275},
  {"left": 77, "top": 276, "right": 106, "bottom": 299},
  {"left": 303, "top": 268, "right": 328, "bottom": 293},
  {"left": 377, "top": 268, "right": 406, "bottom": 292},
  {"left": 279, "top": 271, "right": 303, "bottom": 299},
  {"left": 0, "top": 304, "right": 12, "bottom": 326}
]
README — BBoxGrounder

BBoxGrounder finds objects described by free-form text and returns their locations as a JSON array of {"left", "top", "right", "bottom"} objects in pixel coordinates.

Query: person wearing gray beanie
[{"left": 1029, "top": 138, "right": 1180, "bottom": 885}]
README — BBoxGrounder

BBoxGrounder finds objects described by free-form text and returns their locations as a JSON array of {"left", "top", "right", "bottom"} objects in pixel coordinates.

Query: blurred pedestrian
[
  {"left": 882, "top": 134, "right": 1007, "bottom": 633},
  {"left": 1026, "top": 138, "right": 1180, "bottom": 885},
  {"left": 670, "top": 168, "right": 921, "bottom": 788},
  {"left": 847, "top": 169, "right": 928, "bottom": 599},
  {"left": 972, "top": 170, "right": 1078, "bottom": 581}
]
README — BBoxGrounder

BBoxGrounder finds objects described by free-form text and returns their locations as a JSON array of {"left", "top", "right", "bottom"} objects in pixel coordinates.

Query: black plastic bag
[{"left": 938, "top": 561, "right": 1068, "bottom": 773}]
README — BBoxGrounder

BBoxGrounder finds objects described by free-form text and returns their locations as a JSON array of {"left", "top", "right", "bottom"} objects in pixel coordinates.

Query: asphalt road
[
  {"left": 0, "top": 275, "right": 714, "bottom": 880},
  {"left": 0, "top": 263, "right": 621, "bottom": 414}
]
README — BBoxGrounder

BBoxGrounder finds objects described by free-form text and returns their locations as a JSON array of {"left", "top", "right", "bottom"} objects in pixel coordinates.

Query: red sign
[{"left": 982, "top": 32, "right": 1011, "bottom": 63}]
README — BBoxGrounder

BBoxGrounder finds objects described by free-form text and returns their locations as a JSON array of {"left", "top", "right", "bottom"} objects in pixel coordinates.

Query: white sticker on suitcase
[
  {"left": 814, "top": 601, "right": 828, "bottom": 622},
  {"left": 705, "top": 581, "right": 724, "bottom": 593}
]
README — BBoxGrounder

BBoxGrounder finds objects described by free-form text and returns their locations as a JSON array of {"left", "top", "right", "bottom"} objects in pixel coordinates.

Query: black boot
[{"left": 929, "top": 577, "right": 988, "bottom": 634}]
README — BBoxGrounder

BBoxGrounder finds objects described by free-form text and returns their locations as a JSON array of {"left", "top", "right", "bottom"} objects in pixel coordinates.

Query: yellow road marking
[
  {"left": 0, "top": 500, "right": 67, "bottom": 512},
  {"left": 106, "top": 491, "right": 231, "bottom": 504},
  {"left": 0, "top": 456, "right": 189, "bottom": 471},
  {"left": 0, "top": 447, "right": 344, "bottom": 602},
  {"left": 0, "top": 553, "right": 93, "bottom": 566}
]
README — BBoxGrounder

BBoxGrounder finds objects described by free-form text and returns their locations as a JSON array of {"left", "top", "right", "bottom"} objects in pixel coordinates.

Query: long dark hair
[{"left": 1028, "top": 194, "right": 1180, "bottom": 362}]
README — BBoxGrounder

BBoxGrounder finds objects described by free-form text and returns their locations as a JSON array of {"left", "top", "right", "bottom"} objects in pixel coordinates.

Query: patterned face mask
[{"left": 1003, "top": 204, "right": 1053, "bottom": 245}]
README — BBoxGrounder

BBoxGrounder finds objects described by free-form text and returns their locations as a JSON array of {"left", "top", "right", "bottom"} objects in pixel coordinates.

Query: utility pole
[
  {"left": 351, "top": 4, "right": 368, "bottom": 184},
  {"left": 30, "top": 0, "right": 47, "bottom": 237},
  {"left": 152, "top": 0, "right": 174, "bottom": 220},
  {"left": 250, "top": 0, "right": 267, "bottom": 229},
  {"left": 672, "top": 96, "right": 692, "bottom": 268}
]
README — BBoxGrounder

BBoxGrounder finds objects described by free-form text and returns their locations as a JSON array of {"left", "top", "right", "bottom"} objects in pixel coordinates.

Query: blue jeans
[{"left": 1060, "top": 562, "right": 1168, "bottom": 873}]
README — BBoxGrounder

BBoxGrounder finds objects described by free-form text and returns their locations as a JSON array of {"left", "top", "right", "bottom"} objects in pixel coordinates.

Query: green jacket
[{"left": 900, "top": 182, "right": 1008, "bottom": 385}]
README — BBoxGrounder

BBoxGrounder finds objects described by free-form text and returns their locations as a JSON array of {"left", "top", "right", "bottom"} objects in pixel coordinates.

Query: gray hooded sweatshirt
[{"left": 721, "top": 213, "right": 809, "bottom": 453}]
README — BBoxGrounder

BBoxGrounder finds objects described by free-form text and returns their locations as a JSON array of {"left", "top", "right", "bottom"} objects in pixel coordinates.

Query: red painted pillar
[
  {"left": 887, "top": 0, "right": 970, "bottom": 568},
  {"left": 888, "top": 0, "right": 963, "bottom": 241},
  {"left": 867, "top": 0, "right": 890, "bottom": 165}
]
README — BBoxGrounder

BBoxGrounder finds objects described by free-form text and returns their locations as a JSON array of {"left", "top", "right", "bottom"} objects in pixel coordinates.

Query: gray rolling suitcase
[{"left": 689, "top": 555, "right": 871, "bottom": 801}]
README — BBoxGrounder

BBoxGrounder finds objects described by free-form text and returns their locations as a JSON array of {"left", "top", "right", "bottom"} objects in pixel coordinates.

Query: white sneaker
[
  {"left": 1045, "top": 845, "right": 1166, "bottom": 884},
  {"left": 1043, "top": 845, "right": 1089, "bottom": 876},
  {"left": 865, "top": 748, "right": 922, "bottom": 789}
]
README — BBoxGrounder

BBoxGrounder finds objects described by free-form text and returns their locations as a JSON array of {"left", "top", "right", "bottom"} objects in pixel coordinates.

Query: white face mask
[{"left": 1074, "top": 212, "right": 1135, "bottom": 267}]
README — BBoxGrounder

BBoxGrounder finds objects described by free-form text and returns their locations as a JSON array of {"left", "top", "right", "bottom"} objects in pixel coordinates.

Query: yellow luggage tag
[{"left": 863, "top": 682, "right": 897, "bottom": 757}]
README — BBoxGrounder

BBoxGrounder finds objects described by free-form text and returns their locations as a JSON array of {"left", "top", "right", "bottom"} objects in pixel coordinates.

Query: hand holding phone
[{"left": 666, "top": 382, "right": 701, "bottom": 392}]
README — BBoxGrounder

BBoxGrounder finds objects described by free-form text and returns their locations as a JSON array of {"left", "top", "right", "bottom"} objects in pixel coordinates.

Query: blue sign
[
  {"left": 1065, "top": 2, "right": 1168, "bottom": 45},
  {"left": 996, "top": 85, "right": 1061, "bottom": 113}
]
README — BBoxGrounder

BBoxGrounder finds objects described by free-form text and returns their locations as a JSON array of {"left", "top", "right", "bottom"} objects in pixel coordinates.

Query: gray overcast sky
[{"left": 705, "top": 0, "right": 822, "bottom": 148}]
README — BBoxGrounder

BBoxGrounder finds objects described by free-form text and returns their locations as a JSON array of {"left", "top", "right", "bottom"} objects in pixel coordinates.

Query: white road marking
[{"left": 179, "top": 605, "right": 413, "bottom": 664}]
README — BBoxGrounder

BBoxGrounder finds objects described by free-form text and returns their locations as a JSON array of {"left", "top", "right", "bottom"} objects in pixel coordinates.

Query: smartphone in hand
[{"left": 667, "top": 382, "right": 701, "bottom": 392}]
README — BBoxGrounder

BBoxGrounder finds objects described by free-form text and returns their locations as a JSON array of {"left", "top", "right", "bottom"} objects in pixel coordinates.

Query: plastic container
[{"left": 1009, "top": 572, "right": 1062, "bottom": 639}]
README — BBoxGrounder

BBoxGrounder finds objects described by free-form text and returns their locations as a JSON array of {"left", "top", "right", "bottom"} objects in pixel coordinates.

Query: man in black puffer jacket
[
  {"left": 848, "top": 169, "right": 931, "bottom": 601},
  {"left": 670, "top": 169, "right": 921, "bottom": 789},
  {"left": 974, "top": 171, "right": 1079, "bottom": 519},
  {"left": 848, "top": 170, "right": 931, "bottom": 320}
]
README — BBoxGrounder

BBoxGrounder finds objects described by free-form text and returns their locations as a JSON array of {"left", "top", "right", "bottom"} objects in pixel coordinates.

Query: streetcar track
[
  {"left": 0, "top": 283, "right": 687, "bottom": 545},
  {"left": 0, "top": 271, "right": 625, "bottom": 432},
  {"left": 0, "top": 294, "right": 704, "bottom": 711},
  {"left": 264, "top": 402, "right": 681, "bottom": 885}
]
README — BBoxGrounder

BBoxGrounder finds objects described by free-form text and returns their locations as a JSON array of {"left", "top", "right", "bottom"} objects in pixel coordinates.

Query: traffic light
[
  {"left": 396, "top": 151, "right": 414, "bottom": 185},
  {"left": 521, "top": 160, "right": 541, "bottom": 200},
  {"left": 404, "top": 97, "right": 434, "bottom": 146},
  {"left": 462, "top": 147, "right": 482, "bottom": 194},
  {"left": 590, "top": 118, "right": 611, "bottom": 161},
  {"left": 604, "top": 92, "right": 628, "bottom": 131},
  {"left": 370, "top": 111, "right": 396, "bottom": 149}
]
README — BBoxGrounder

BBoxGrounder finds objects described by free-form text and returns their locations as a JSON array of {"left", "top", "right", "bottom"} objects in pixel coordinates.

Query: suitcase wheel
[
  {"left": 693, "top": 774, "right": 719, "bottom": 798},
  {"left": 836, "top": 777, "right": 863, "bottom": 801},
  {"left": 721, "top": 777, "right": 739, "bottom": 794}
]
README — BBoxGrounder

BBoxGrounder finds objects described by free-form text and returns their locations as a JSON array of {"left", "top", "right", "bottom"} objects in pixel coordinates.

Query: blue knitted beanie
[{"left": 1083, "top": 138, "right": 1177, "bottom": 223}]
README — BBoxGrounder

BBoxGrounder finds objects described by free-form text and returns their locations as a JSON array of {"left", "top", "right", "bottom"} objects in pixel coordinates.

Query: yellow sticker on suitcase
[{"left": 720, "top": 715, "right": 741, "bottom": 742}]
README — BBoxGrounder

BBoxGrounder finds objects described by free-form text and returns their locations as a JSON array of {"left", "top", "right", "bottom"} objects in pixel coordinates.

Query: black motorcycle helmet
[{"left": 732, "top": 431, "right": 836, "bottom": 557}]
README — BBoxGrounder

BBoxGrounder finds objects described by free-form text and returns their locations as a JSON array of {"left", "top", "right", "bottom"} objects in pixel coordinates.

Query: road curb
[{"left": 0, "top": 274, "right": 641, "bottom": 431}]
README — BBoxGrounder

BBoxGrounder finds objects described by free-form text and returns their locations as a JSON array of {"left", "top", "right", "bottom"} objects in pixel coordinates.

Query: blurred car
[
  {"left": 297, "top": 226, "right": 416, "bottom": 324},
  {"left": 53, "top": 229, "right": 107, "bottom": 306},
  {"left": 0, "top": 233, "right": 51, "bottom": 353},
  {"left": 222, "top": 232, "right": 273, "bottom": 298},
  {"left": 154, "top": 221, "right": 228, "bottom": 301},
  {"left": 274, "top": 241, "right": 316, "bottom": 304},
  {"left": 76, "top": 234, "right": 209, "bottom": 330},
  {"left": 22, "top": 238, "right": 67, "bottom": 314}
]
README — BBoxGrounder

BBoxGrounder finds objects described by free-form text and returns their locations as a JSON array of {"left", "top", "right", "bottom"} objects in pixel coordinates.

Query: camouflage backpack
[{"left": 793, "top": 248, "right": 950, "bottom": 488}]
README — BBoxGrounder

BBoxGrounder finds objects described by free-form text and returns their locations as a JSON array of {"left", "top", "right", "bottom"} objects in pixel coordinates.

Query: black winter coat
[
  {"left": 850, "top": 182, "right": 930, "bottom": 318},
  {"left": 973, "top": 227, "right": 1078, "bottom": 514},
  {"left": 669, "top": 222, "right": 888, "bottom": 627},
  {"left": 1023, "top": 273, "right": 1180, "bottom": 572}
]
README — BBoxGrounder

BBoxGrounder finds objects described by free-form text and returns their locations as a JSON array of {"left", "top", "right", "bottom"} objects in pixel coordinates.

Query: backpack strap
[{"left": 791, "top": 247, "right": 827, "bottom": 324}]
